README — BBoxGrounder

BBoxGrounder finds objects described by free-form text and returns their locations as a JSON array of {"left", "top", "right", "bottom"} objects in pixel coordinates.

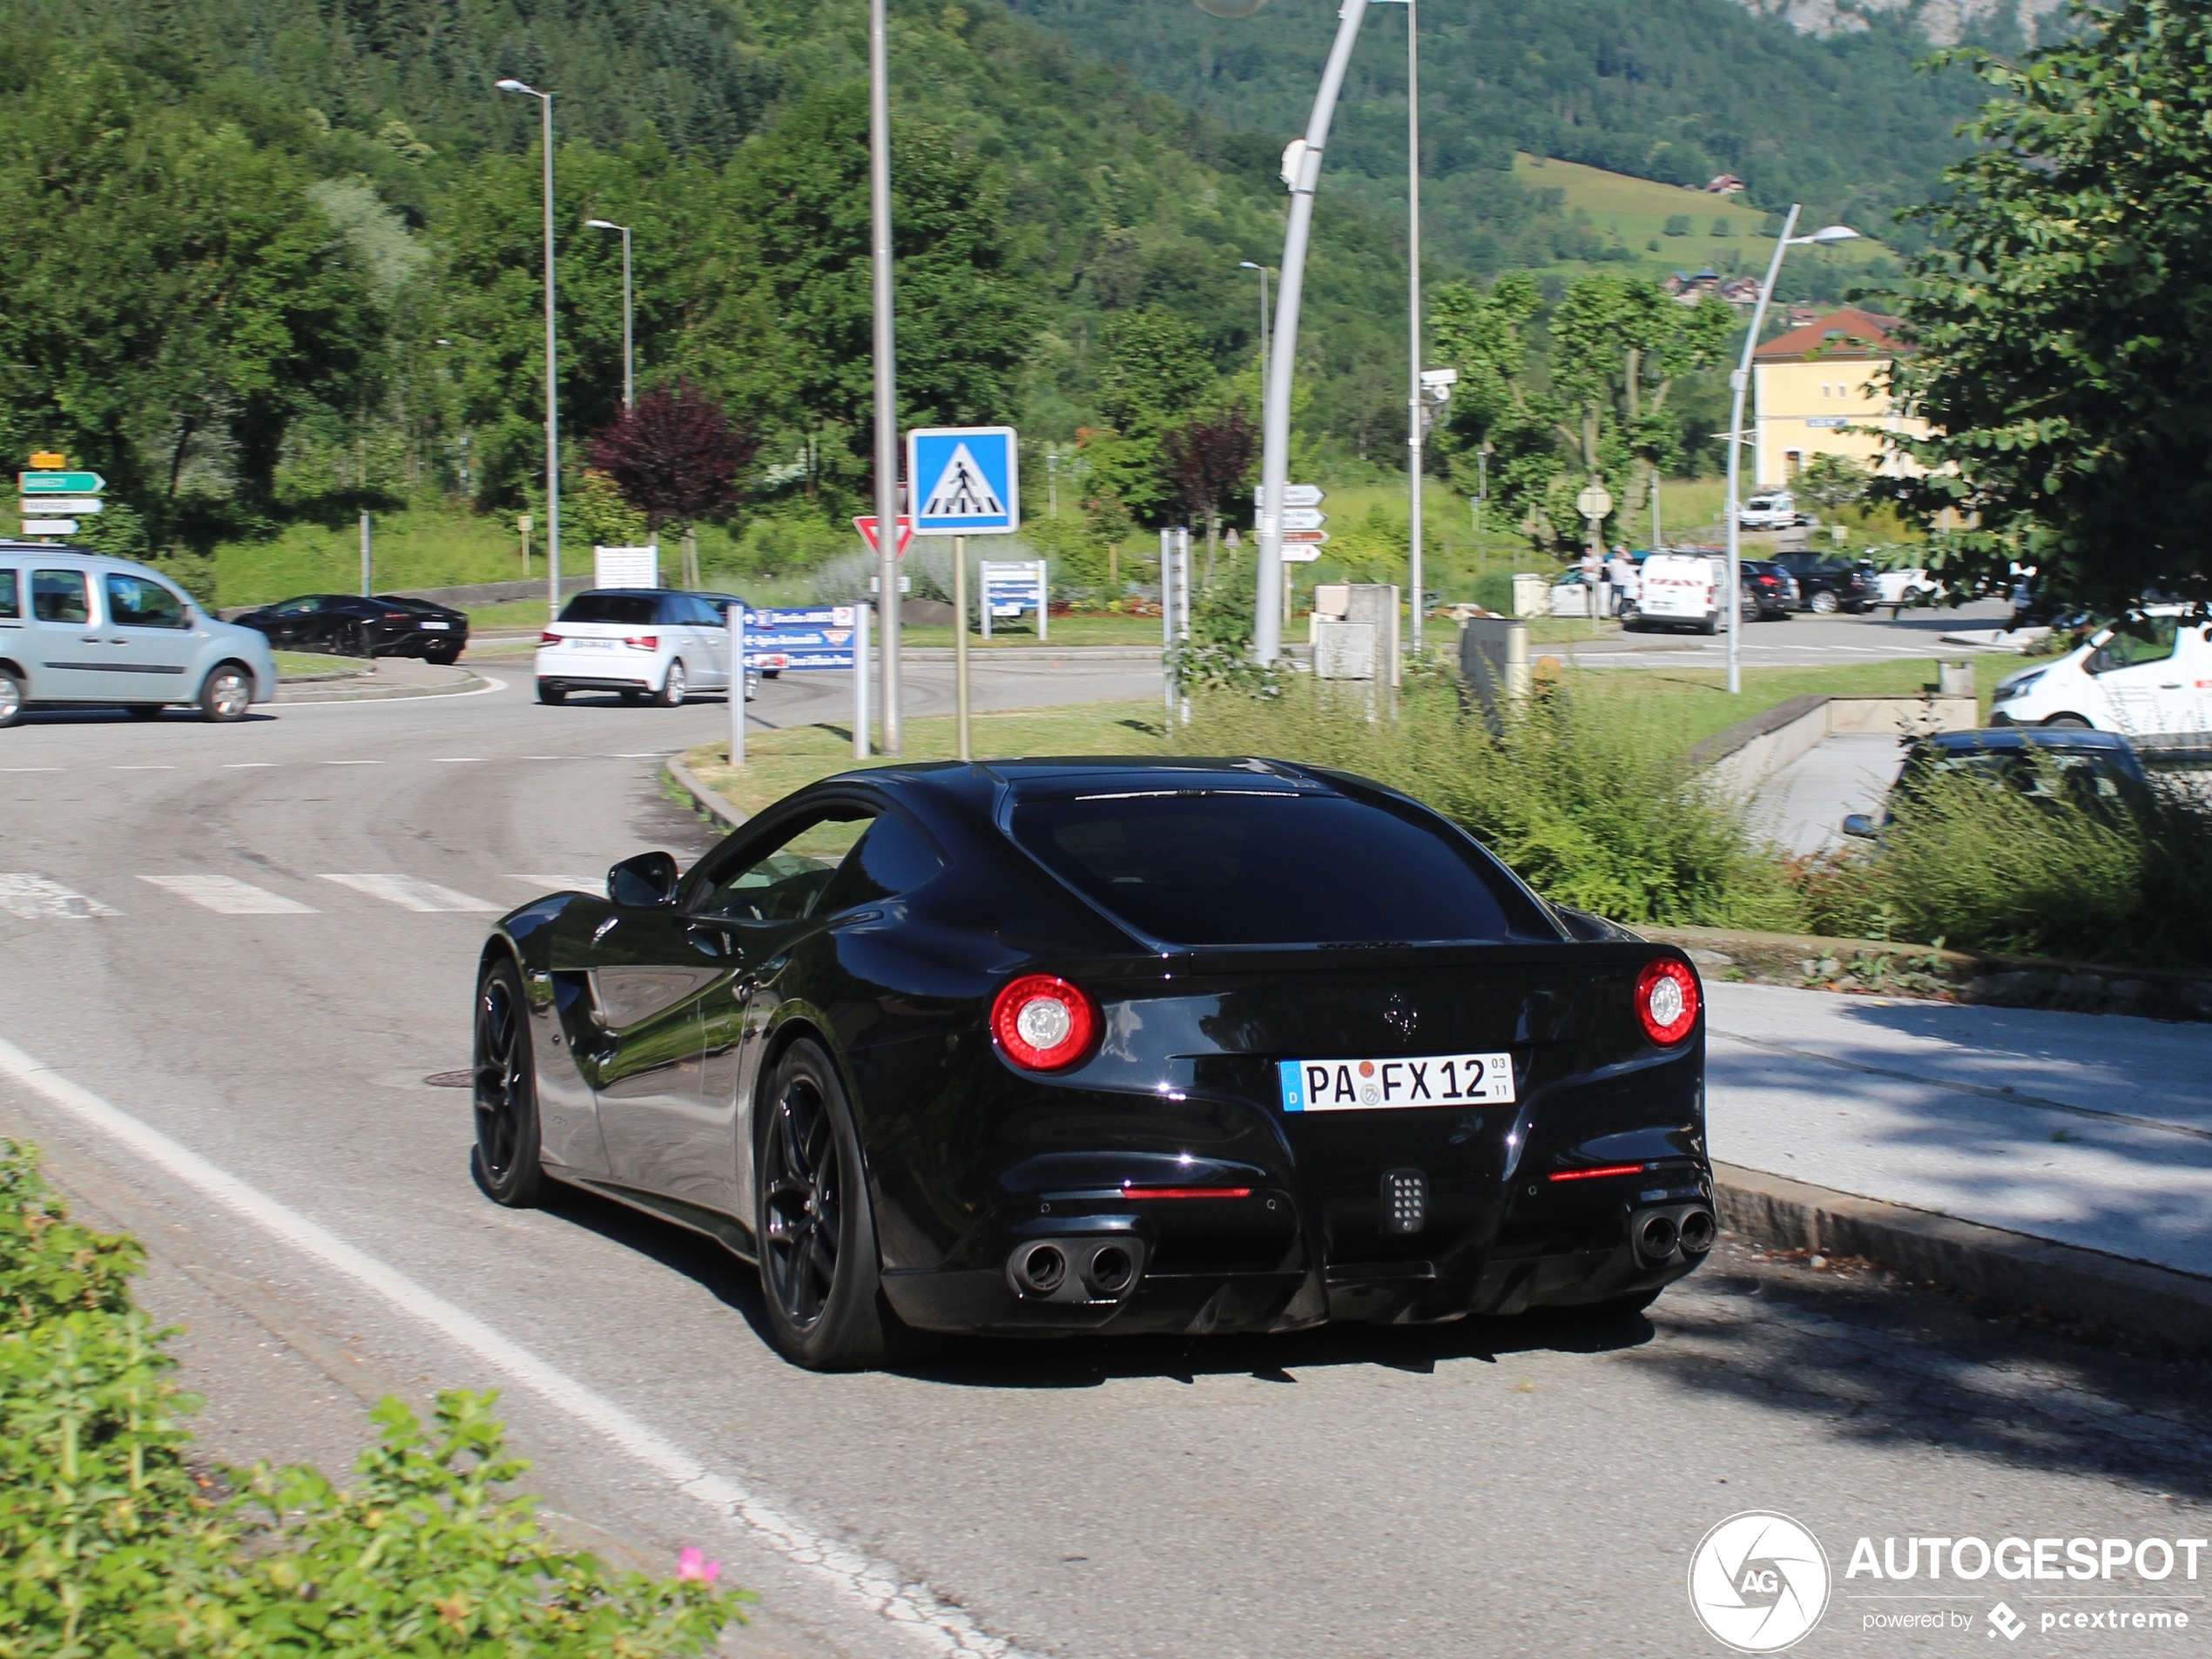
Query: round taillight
[
  {"left": 1635, "top": 957, "right": 1700, "bottom": 1046},
  {"left": 990, "top": 974, "right": 1098, "bottom": 1071}
]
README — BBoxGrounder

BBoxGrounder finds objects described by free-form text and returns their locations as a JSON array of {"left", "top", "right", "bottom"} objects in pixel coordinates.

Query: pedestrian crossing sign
[{"left": 907, "top": 426, "right": 1018, "bottom": 535}]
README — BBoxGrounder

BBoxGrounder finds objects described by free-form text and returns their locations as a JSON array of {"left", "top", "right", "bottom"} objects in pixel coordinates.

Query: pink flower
[{"left": 676, "top": 1547, "right": 720, "bottom": 1584}]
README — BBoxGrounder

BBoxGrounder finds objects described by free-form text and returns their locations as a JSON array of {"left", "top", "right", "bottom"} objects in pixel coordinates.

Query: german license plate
[
  {"left": 1278, "top": 1054, "right": 1515, "bottom": 1112},
  {"left": 420, "top": 620, "right": 450, "bottom": 631}
]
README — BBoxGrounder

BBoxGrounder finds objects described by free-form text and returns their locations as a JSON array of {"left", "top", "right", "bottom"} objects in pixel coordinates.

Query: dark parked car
[
  {"left": 1739, "top": 560, "right": 1794, "bottom": 621},
  {"left": 232, "top": 592, "right": 469, "bottom": 663},
  {"left": 1843, "top": 728, "right": 2148, "bottom": 839},
  {"left": 1771, "top": 551, "right": 1873, "bottom": 616},
  {"left": 472, "top": 758, "right": 1716, "bottom": 1369}
]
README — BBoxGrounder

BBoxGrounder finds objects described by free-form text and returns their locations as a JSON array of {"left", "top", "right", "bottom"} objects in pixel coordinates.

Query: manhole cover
[{"left": 423, "top": 1069, "right": 474, "bottom": 1089}]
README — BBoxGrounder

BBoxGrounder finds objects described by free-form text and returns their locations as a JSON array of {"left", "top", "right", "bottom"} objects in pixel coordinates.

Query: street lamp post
[
  {"left": 1238, "top": 260, "right": 1272, "bottom": 408},
  {"left": 496, "top": 78, "right": 561, "bottom": 622},
  {"left": 584, "top": 219, "right": 633, "bottom": 410},
  {"left": 1370, "top": 0, "right": 1423, "bottom": 652},
  {"left": 1251, "top": 0, "right": 1371, "bottom": 663},
  {"left": 867, "top": 0, "right": 902, "bottom": 753},
  {"left": 1723, "top": 209, "right": 1859, "bottom": 693}
]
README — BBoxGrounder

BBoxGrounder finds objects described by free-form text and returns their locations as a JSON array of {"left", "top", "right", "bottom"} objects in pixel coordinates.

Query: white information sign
[{"left": 595, "top": 544, "right": 659, "bottom": 589}]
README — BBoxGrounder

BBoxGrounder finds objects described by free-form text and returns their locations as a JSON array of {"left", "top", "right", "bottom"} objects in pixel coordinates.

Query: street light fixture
[
  {"left": 496, "top": 77, "right": 562, "bottom": 622},
  {"left": 867, "top": 0, "right": 902, "bottom": 754},
  {"left": 1723, "top": 212, "right": 1859, "bottom": 694},
  {"left": 1238, "top": 261, "right": 1273, "bottom": 409},
  {"left": 584, "top": 219, "right": 634, "bottom": 411}
]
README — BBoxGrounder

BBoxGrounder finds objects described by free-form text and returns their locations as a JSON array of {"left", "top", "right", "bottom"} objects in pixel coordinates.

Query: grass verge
[{"left": 272, "top": 650, "right": 362, "bottom": 678}]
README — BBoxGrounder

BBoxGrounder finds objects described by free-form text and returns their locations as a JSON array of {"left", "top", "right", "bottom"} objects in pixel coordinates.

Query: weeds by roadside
[{"left": 0, "top": 1140, "right": 746, "bottom": 1656}]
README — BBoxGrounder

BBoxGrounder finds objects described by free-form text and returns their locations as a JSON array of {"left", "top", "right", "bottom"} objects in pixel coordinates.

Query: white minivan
[
  {"left": 1989, "top": 611, "right": 2212, "bottom": 738},
  {"left": 1627, "top": 552, "right": 1730, "bottom": 635},
  {"left": 536, "top": 589, "right": 753, "bottom": 707}
]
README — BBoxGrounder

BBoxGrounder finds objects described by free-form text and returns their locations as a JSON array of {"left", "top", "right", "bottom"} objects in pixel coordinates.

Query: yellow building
[{"left": 1751, "top": 307, "right": 1929, "bottom": 489}]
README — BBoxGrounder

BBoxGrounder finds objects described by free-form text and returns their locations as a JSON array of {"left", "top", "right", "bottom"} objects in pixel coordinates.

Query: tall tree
[
  {"left": 590, "top": 381, "right": 759, "bottom": 585},
  {"left": 1159, "top": 403, "right": 1258, "bottom": 584},
  {"left": 1881, "top": 0, "right": 2212, "bottom": 613}
]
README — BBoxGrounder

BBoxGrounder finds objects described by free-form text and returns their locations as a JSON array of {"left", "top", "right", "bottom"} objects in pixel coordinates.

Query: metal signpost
[
  {"left": 854, "top": 516, "right": 911, "bottom": 760},
  {"left": 727, "top": 604, "right": 745, "bottom": 766},
  {"left": 908, "top": 427, "right": 1019, "bottom": 761},
  {"left": 1576, "top": 482, "right": 1615, "bottom": 637},
  {"left": 20, "top": 466, "right": 105, "bottom": 538}
]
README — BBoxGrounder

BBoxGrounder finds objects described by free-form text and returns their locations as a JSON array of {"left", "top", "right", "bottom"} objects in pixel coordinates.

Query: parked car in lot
[
  {"left": 1739, "top": 559, "right": 1794, "bottom": 621},
  {"left": 1771, "top": 550, "right": 1874, "bottom": 615},
  {"left": 231, "top": 592, "right": 469, "bottom": 663},
  {"left": 1867, "top": 567, "right": 1943, "bottom": 608},
  {"left": 0, "top": 544, "right": 275, "bottom": 725},
  {"left": 1843, "top": 728, "right": 2149, "bottom": 839},
  {"left": 1735, "top": 491, "right": 1811, "bottom": 531},
  {"left": 1625, "top": 551, "right": 1729, "bottom": 634},
  {"left": 536, "top": 588, "right": 758, "bottom": 706},
  {"left": 471, "top": 757, "right": 1716, "bottom": 1367},
  {"left": 1988, "top": 610, "right": 2212, "bottom": 738}
]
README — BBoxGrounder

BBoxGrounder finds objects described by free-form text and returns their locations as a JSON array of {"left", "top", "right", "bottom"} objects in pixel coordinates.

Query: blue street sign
[
  {"left": 907, "top": 426, "right": 1018, "bottom": 535},
  {"left": 742, "top": 605, "right": 857, "bottom": 671}
]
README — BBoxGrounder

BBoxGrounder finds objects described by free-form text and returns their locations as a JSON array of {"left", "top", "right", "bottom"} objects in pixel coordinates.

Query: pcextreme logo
[{"left": 1689, "top": 1512, "right": 1833, "bottom": 1652}]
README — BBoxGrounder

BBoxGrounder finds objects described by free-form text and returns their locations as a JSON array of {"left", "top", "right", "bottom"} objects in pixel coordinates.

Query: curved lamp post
[
  {"left": 1723, "top": 212, "right": 1860, "bottom": 693},
  {"left": 496, "top": 78, "right": 561, "bottom": 621},
  {"left": 584, "top": 219, "right": 634, "bottom": 410}
]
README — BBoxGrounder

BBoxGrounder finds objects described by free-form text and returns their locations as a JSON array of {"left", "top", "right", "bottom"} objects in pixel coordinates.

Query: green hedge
[{"left": 0, "top": 1141, "right": 746, "bottom": 1656}]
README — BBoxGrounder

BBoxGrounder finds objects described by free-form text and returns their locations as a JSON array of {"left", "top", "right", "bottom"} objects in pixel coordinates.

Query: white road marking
[
  {"left": 0, "top": 876, "right": 121, "bottom": 920},
  {"left": 112, "top": 765, "right": 177, "bottom": 771},
  {"left": 0, "top": 1034, "right": 1022, "bottom": 1659},
  {"left": 432, "top": 757, "right": 485, "bottom": 763},
  {"left": 0, "top": 767, "right": 63, "bottom": 773},
  {"left": 509, "top": 874, "right": 601, "bottom": 893},
  {"left": 319, "top": 874, "right": 501, "bottom": 914},
  {"left": 321, "top": 759, "right": 384, "bottom": 766},
  {"left": 138, "top": 875, "right": 317, "bottom": 916},
  {"left": 221, "top": 762, "right": 280, "bottom": 769}
]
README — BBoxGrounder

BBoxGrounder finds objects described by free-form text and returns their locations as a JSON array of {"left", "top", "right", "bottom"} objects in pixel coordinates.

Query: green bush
[
  {"left": 1177, "top": 671, "right": 1797, "bottom": 927},
  {"left": 1794, "top": 766, "right": 2212, "bottom": 969},
  {"left": 0, "top": 1141, "right": 746, "bottom": 1657}
]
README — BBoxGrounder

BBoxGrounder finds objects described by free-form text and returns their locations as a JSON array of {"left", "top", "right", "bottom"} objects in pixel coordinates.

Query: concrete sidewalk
[{"left": 1705, "top": 981, "right": 2212, "bottom": 1280}]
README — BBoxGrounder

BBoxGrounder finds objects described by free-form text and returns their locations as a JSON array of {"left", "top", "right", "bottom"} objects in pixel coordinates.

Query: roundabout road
[{"left": 1, "top": 664, "right": 2206, "bottom": 1658}]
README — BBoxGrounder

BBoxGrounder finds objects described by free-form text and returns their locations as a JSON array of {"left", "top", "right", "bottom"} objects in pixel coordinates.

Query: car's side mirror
[
  {"left": 1841, "top": 813, "right": 1878, "bottom": 839},
  {"left": 608, "top": 850, "right": 680, "bottom": 907}
]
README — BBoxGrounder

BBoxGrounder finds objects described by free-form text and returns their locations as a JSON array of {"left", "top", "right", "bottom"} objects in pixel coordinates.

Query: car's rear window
[
  {"left": 1009, "top": 790, "right": 1519, "bottom": 946},
  {"left": 560, "top": 592, "right": 657, "bottom": 625}
]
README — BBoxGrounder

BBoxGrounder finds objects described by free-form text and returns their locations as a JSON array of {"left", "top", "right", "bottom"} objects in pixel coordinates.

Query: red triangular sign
[{"left": 853, "top": 515, "right": 914, "bottom": 557}]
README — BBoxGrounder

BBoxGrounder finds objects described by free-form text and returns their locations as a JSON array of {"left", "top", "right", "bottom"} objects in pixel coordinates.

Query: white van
[
  {"left": 1628, "top": 552, "right": 1729, "bottom": 635},
  {"left": 1736, "top": 492, "right": 1806, "bottom": 531},
  {"left": 1989, "top": 610, "right": 2212, "bottom": 737}
]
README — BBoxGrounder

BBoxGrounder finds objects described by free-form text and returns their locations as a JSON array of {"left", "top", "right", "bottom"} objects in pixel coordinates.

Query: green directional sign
[{"left": 20, "top": 471, "right": 105, "bottom": 494}]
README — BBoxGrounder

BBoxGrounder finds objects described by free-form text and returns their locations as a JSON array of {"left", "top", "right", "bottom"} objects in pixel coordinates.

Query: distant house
[
  {"left": 1704, "top": 174, "right": 1747, "bottom": 195},
  {"left": 1751, "top": 307, "right": 1928, "bottom": 489},
  {"left": 1664, "top": 268, "right": 1761, "bottom": 307}
]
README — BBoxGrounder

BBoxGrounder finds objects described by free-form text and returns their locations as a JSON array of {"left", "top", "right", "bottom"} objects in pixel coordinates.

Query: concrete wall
[{"left": 1696, "top": 693, "right": 1977, "bottom": 799}]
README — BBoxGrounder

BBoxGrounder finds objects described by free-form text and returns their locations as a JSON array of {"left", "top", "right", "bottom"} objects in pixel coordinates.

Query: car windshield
[
  {"left": 560, "top": 593, "right": 658, "bottom": 625},
  {"left": 1008, "top": 790, "right": 1519, "bottom": 946}
]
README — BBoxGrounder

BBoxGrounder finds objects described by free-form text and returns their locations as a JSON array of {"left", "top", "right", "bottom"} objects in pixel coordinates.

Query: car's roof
[{"left": 1922, "top": 727, "right": 2134, "bottom": 752}]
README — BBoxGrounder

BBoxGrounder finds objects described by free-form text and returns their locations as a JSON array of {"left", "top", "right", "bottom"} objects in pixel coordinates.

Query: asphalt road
[
  {"left": 1549, "top": 596, "right": 2025, "bottom": 671},
  {"left": 2, "top": 668, "right": 2208, "bottom": 1659}
]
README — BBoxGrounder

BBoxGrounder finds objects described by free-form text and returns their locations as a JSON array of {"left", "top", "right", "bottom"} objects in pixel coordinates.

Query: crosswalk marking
[
  {"left": 508, "top": 873, "right": 601, "bottom": 894},
  {"left": 0, "top": 875, "right": 120, "bottom": 920},
  {"left": 320, "top": 873, "right": 500, "bottom": 914},
  {"left": 138, "top": 874, "right": 316, "bottom": 915}
]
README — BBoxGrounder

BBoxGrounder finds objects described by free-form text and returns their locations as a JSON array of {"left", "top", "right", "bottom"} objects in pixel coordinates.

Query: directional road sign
[
  {"left": 21, "top": 519, "right": 78, "bottom": 536},
  {"left": 853, "top": 515, "right": 914, "bottom": 557},
  {"left": 1254, "top": 483, "right": 1325, "bottom": 508},
  {"left": 20, "top": 471, "right": 105, "bottom": 495},
  {"left": 1280, "top": 527, "right": 1330, "bottom": 546},
  {"left": 908, "top": 427, "right": 1018, "bottom": 535},
  {"left": 1280, "top": 543, "right": 1322, "bottom": 563},
  {"left": 1281, "top": 507, "right": 1326, "bottom": 532},
  {"left": 17, "top": 497, "right": 101, "bottom": 516}
]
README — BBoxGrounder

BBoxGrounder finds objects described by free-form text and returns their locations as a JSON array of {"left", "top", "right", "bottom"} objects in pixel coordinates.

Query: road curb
[
  {"left": 666, "top": 757, "right": 745, "bottom": 830},
  {"left": 273, "top": 668, "right": 490, "bottom": 704},
  {"left": 1712, "top": 1161, "right": 2212, "bottom": 1356}
]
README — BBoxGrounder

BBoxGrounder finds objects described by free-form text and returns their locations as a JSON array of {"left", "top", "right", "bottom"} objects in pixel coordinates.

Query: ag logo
[{"left": 1688, "top": 1512, "right": 1831, "bottom": 1652}]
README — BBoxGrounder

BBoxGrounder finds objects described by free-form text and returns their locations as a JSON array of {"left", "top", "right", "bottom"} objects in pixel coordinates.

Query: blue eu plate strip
[{"left": 1278, "top": 1060, "right": 1307, "bottom": 1113}]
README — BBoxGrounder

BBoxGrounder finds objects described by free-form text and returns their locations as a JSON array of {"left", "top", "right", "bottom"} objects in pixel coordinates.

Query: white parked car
[
  {"left": 536, "top": 588, "right": 756, "bottom": 707},
  {"left": 1735, "top": 492, "right": 1811, "bottom": 531},
  {"left": 1988, "top": 610, "right": 2212, "bottom": 737},
  {"left": 1626, "top": 552, "right": 1730, "bottom": 635},
  {"left": 1868, "top": 567, "right": 1945, "bottom": 606}
]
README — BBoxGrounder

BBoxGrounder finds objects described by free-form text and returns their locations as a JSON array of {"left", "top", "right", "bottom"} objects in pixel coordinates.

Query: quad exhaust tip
[
  {"left": 1008, "top": 1237, "right": 1146, "bottom": 1303},
  {"left": 1678, "top": 1208, "right": 1716, "bottom": 1255},
  {"left": 1636, "top": 1212, "right": 1679, "bottom": 1260}
]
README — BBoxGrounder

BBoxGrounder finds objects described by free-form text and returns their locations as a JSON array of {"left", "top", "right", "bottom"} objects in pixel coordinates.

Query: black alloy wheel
[
  {"left": 754, "top": 1040, "right": 900, "bottom": 1369},
  {"left": 472, "top": 958, "right": 546, "bottom": 1206}
]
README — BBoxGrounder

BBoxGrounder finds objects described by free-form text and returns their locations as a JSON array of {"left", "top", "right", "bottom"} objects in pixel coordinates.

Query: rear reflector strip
[
  {"left": 1547, "top": 1163, "right": 1648, "bottom": 1183},
  {"left": 1120, "top": 1185, "right": 1252, "bottom": 1200}
]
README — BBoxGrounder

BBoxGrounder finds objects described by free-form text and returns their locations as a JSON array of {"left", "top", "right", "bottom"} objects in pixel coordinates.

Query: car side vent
[{"left": 1381, "top": 1169, "right": 1427, "bottom": 1237}]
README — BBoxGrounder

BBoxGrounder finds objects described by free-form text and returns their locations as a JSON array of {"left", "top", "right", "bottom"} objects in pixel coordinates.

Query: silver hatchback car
[{"left": 0, "top": 544, "right": 278, "bottom": 726}]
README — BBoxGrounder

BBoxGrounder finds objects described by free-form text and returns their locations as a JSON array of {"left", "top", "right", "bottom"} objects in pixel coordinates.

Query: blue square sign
[{"left": 907, "top": 426, "right": 1018, "bottom": 535}]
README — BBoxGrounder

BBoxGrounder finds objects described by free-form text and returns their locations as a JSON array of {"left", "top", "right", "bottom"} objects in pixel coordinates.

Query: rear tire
[
  {"left": 1697, "top": 613, "right": 1718, "bottom": 637},
  {"left": 754, "top": 1039, "right": 902, "bottom": 1370},
  {"left": 537, "top": 680, "right": 567, "bottom": 705},
  {"left": 198, "top": 663, "right": 252, "bottom": 723},
  {"left": 1810, "top": 590, "right": 1840, "bottom": 616},
  {"left": 2043, "top": 713, "right": 2093, "bottom": 729},
  {"left": 0, "top": 667, "right": 24, "bottom": 728},
  {"left": 654, "top": 658, "right": 688, "bottom": 708},
  {"left": 427, "top": 646, "right": 461, "bottom": 666},
  {"left": 472, "top": 957, "right": 547, "bottom": 1207}
]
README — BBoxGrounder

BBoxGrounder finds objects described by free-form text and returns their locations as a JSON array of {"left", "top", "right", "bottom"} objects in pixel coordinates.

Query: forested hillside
[{"left": 1007, "top": 0, "right": 1985, "bottom": 266}]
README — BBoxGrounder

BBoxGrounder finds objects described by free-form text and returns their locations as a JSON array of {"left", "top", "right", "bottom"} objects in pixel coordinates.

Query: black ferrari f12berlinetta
[{"left": 473, "top": 756, "right": 1714, "bottom": 1368}]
